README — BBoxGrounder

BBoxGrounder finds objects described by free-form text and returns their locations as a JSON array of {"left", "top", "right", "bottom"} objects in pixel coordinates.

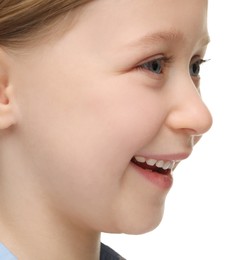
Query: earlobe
[{"left": 0, "top": 49, "right": 17, "bottom": 129}]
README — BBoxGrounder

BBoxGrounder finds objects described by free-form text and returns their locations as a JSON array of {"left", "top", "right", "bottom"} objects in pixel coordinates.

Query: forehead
[{"left": 76, "top": 0, "right": 208, "bottom": 51}]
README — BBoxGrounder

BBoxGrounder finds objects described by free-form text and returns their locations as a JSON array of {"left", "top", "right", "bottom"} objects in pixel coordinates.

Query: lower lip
[{"left": 131, "top": 162, "right": 173, "bottom": 190}]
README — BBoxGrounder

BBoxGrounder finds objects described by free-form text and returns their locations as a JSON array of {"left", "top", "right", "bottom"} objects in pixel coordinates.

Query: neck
[
  {"left": 0, "top": 186, "right": 101, "bottom": 260},
  {"left": 0, "top": 153, "right": 101, "bottom": 260}
]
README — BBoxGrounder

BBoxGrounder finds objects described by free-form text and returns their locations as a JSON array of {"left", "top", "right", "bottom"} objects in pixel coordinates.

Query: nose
[{"left": 165, "top": 77, "right": 213, "bottom": 136}]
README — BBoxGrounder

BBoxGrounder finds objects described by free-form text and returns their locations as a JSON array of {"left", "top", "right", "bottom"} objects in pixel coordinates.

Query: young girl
[{"left": 0, "top": 0, "right": 212, "bottom": 259}]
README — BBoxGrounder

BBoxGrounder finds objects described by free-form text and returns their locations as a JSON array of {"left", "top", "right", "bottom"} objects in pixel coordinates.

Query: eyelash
[
  {"left": 189, "top": 58, "right": 208, "bottom": 78},
  {"left": 136, "top": 56, "right": 172, "bottom": 76},
  {"left": 136, "top": 56, "right": 208, "bottom": 79}
]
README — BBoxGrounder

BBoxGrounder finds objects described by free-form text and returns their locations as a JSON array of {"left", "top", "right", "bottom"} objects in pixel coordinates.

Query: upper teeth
[{"left": 134, "top": 156, "right": 176, "bottom": 170}]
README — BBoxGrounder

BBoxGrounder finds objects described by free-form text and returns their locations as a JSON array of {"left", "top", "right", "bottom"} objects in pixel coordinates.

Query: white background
[{"left": 102, "top": 1, "right": 239, "bottom": 259}]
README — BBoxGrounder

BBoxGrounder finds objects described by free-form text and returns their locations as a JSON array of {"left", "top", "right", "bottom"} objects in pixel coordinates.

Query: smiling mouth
[{"left": 131, "top": 156, "right": 175, "bottom": 175}]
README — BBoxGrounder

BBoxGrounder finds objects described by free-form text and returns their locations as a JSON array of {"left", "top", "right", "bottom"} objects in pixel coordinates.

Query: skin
[{"left": 0, "top": 0, "right": 212, "bottom": 259}]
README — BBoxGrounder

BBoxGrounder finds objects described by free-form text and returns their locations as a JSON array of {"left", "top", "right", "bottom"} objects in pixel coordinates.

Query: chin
[
  {"left": 107, "top": 207, "right": 165, "bottom": 235},
  {"left": 125, "top": 215, "right": 164, "bottom": 235}
]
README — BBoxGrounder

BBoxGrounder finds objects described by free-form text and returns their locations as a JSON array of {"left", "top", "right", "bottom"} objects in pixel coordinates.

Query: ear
[{"left": 0, "top": 49, "right": 17, "bottom": 129}]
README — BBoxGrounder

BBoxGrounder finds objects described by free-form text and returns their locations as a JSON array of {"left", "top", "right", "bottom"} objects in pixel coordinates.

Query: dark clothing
[{"left": 100, "top": 243, "right": 126, "bottom": 260}]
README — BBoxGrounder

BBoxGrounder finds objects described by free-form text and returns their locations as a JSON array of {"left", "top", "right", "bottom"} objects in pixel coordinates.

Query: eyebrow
[{"left": 125, "top": 29, "right": 210, "bottom": 49}]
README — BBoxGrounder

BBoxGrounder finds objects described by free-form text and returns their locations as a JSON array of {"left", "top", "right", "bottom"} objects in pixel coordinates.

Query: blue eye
[
  {"left": 140, "top": 58, "right": 164, "bottom": 74},
  {"left": 190, "top": 59, "right": 206, "bottom": 77}
]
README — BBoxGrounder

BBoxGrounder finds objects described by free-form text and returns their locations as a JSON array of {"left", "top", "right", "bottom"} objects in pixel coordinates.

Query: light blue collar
[{"left": 0, "top": 244, "right": 17, "bottom": 260}]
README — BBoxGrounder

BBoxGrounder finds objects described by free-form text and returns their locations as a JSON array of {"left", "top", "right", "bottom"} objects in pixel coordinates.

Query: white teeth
[
  {"left": 146, "top": 159, "right": 157, "bottom": 166},
  {"left": 156, "top": 160, "right": 164, "bottom": 168},
  {"left": 135, "top": 156, "right": 146, "bottom": 163},
  {"left": 162, "top": 161, "right": 171, "bottom": 170},
  {"left": 170, "top": 161, "right": 176, "bottom": 169},
  {"left": 134, "top": 156, "right": 176, "bottom": 170}
]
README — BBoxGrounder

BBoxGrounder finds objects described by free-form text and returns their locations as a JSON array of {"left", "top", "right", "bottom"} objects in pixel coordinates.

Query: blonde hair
[{"left": 0, "top": 0, "right": 92, "bottom": 48}]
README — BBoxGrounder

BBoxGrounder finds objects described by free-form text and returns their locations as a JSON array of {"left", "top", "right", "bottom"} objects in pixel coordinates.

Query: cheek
[
  {"left": 86, "top": 81, "right": 166, "bottom": 149},
  {"left": 16, "top": 70, "right": 166, "bottom": 178},
  {"left": 14, "top": 67, "right": 168, "bottom": 232}
]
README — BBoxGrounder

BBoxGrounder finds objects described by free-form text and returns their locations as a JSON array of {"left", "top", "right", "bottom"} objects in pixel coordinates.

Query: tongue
[{"left": 131, "top": 158, "right": 169, "bottom": 175}]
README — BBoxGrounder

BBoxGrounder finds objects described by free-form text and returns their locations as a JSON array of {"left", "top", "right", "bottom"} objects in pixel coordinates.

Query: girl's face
[{"left": 10, "top": 0, "right": 212, "bottom": 234}]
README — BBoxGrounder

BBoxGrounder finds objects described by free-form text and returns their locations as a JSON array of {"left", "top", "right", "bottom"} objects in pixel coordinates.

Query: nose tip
[{"left": 166, "top": 92, "right": 213, "bottom": 136}]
